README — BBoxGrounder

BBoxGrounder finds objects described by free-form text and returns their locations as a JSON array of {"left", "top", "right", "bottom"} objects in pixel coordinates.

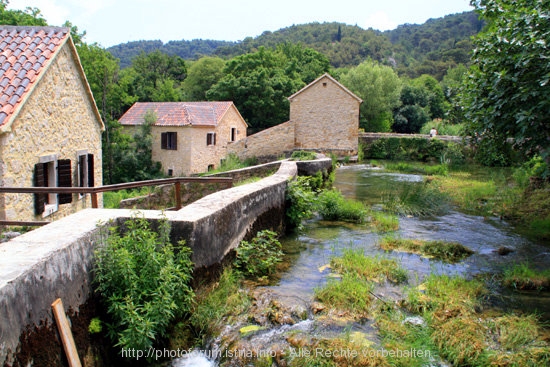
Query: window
[
  {"left": 34, "top": 156, "right": 72, "bottom": 216},
  {"left": 207, "top": 164, "right": 215, "bottom": 171},
  {"left": 78, "top": 152, "right": 95, "bottom": 196},
  {"left": 206, "top": 132, "right": 216, "bottom": 146},
  {"left": 161, "top": 132, "right": 177, "bottom": 150},
  {"left": 230, "top": 128, "right": 236, "bottom": 142},
  {"left": 167, "top": 169, "right": 173, "bottom": 177}
]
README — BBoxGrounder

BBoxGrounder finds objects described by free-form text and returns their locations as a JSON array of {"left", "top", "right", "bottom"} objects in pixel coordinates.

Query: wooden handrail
[{"left": 0, "top": 176, "right": 233, "bottom": 226}]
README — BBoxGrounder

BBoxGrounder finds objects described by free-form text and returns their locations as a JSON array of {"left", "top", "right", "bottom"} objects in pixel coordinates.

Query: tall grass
[
  {"left": 317, "top": 190, "right": 368, "bottom": 223},
  {"left": 379, "top": 237, "right": 474, "bottom": 263},
  {"left": 103, "top": 187, "right": 154, "bottom": 208},
  {"left": 381, "top": 181, "right": 450, "bottom": 217},
  {"left": 501, "top": 263, "right": 550, "bottom": 290},
  {"left": 189, "top": 268, "right": 251, "bottom": 341},
  {"left": 331, "top": 249, "right": 408, "bottom": 284}
]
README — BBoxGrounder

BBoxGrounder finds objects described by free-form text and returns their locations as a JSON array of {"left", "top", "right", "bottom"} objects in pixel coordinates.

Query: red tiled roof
[
  {"left": 119, "top": 102, "right": 234, "bottom": 127},
  {"left": 0, "top": 26, "right": 70, "bottom": 127}
]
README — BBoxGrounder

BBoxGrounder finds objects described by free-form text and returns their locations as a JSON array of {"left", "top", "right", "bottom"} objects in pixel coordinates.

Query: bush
[
  {"left": 234, "top": 230, "right": 283, "bottom": 279},
  {"left": 290, "top": 150, "right": 317, "bottom": 161},
  {"left": 317, "top": 190, "right": 367, "bottom": 223},
  {"left": 94, "top": 215, "right": 194, "bottom": 350},
  {"left": 286, "top": 176, "right": 319, "bottom": 230}
]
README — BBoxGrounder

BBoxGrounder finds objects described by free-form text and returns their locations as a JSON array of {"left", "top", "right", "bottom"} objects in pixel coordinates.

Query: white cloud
[{"left": 363, "top": 11, "right": 398, "bottom": 31}]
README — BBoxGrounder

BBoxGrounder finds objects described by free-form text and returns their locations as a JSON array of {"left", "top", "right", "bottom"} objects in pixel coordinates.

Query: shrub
[
  {"left": 94, "top": 215, "right": 194, "bottom": 350},
  {"left": 317, "top": 190, "right": 367, "bottom": 223},
  {"left": 234, "top": 230, "right": 283, "bottom": 279},
  {"left": 286, "top": 176, "right": 319, "bottom": 230},
  {"left": 290, "top": 150, "right": 317, "bottom": 161}
]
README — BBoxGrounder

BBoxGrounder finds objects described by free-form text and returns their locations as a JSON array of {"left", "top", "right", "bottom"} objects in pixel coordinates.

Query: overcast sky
[{"left": 8, "top": 0, "right": 474, "bottom": 48}]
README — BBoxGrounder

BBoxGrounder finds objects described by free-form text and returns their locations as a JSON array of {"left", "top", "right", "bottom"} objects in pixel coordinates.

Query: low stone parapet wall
[{"left": 0, "top": 158, "right": 337, "bottom": 364}]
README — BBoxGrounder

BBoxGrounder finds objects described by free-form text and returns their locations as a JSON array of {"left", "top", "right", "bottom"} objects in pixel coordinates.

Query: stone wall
[
  {"left": 359, "top": 132, "right": 462, "bottom": 145},
  {"left": 227, "top": 121, "right": 295, "bottom": 162},
  {"left": 0, "top": 159, "right": 341, "bottom": 364},
  {"left": 291, "top": 74, "right": 360, "bottom": 155},
  {"left": 0, "top": 43, "right": 103, "bottom": 222}
]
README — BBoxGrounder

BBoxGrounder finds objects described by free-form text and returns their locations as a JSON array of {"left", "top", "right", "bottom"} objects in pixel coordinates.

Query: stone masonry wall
[
  {"left": 0, "top": 159, "right": 325, "bottom": 365},
  {"left": 227, "top": 121, "right": 295, "bottom": 162},
  {"left": 291, "top": 75, "right": 360, "bottom": 155},
  {"left": 0, "top": 44, "right": 103, "bottom": 222}
]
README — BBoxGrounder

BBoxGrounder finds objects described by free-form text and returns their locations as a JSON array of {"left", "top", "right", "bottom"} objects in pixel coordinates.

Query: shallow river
[{"left": 173, "top": 164, "right": 550, "bottom": 366}]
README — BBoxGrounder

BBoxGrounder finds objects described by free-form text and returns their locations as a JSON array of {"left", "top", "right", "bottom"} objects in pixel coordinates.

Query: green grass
[
  {"left": 379, "top": 237, "right": 474, "bottom": 263},
  {"left": 290, "top": 150, "right": 317, "bottom": 161},
  {"left": 317, "top": 189, "right": 368, "bottom": 224},
  {"left": 188, "top": 268, "right": 251, "bottom": 342},
  {"left": 381, "top": 180, "right": 450, "bottom": 217},
  {"left": 370, "top": 211, "right": 399, "bottom": 232},
  {"left": 501, "top": 263, "right": 550, "bottom": 291},
  {"left": 314, "top": 273, "right": 374, "bottom": 317},
  {"left": 202, "top": 153, "right": 258, "bottom": 175},
  {"left": 396, "top": 273, "right": 550, "bottom": 366},
  {"left": 331, "top": 249, "right": 408, "bottom": 284},
  {"left": 102, "top": 187, "right": 154, "bottom": 208}
]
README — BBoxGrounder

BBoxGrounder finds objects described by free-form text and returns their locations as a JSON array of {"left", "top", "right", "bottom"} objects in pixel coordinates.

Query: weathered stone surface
[
  {"left": 0, "top": 160, "right": 301, "bottom": 365},
  {"left": 0, "top": 42, "right": 103, "bottom": 222}
]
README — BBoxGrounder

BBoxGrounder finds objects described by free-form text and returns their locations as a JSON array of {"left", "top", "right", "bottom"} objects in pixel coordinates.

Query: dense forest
[{"left": 107, "top": 11, "right": 483, "bottom": 79}]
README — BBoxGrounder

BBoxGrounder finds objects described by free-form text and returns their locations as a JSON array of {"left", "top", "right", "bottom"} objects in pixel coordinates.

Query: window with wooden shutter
[
  {"left": 161, "top": 132, "right": 177, "bottom": 150},
  {"left": 57, "top": 159, "right": 72, "bottom": 204},
  {"left": 207, "top": 132, "right": 216, "bottom": 146},
  {"left": 34, "top": 163, "right": 48, "bottom": 215},
  {"left": 161, "top": 132, "right": 167, "bottom": 149}
]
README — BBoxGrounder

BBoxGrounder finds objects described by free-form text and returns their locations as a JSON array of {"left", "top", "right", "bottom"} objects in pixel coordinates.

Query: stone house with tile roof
[
  {"left": 0, "top": 26, "right": 104, "bottom": 223},
  {"left": 228, "top": 73, "right": 362, "bottom": 160},
  {"left": 119, "top": 101, "right": 247, "bottom": 176}
]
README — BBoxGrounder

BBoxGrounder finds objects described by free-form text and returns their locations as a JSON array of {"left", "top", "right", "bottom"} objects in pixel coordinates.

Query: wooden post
[
  {"left": 91, "top": 193, "right": 98, "bottom": 208},
  {"left": 175, "top": 182, "right": 182, "bottom": 210},
  {"left": 51, "top": 298, "right": 82, "bottom": 367}
]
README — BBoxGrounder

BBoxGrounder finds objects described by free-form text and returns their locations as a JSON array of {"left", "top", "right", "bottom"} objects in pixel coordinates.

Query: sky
[{"left": 8, "top": 0, "right": 474, "bottom": 48}]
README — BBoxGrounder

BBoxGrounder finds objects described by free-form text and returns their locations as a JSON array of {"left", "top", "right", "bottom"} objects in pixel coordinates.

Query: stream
[{"left": 173, "top": 164, "right": 550, "bottom": 366}]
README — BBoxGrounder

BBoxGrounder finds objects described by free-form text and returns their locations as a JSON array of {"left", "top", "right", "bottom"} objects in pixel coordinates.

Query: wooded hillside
[{"left": 107, "top": 11, "right": 483, "bottom": 79}]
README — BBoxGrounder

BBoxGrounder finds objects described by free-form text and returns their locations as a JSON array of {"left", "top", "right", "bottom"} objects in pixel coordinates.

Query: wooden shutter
[
  {"left": 34, "top": 163, "right": 47, "bottom": 215},
  {"left": 79, "top": 155, "right": 86, "bottom": 187},
  {"left": 161, "top": 132, "right": 167, "bottom": 149},
  {"left": 213, "top": 132, "right": 216, "bottom": 146},
  {"left": 172, "top": 132, "right": 177, "bottom": 150},
  {"left": 87, "top": 154, "right": 94, "bottom": 187},
  {"left": 57, "top": 159, "right": 73, "bottom": 204}
]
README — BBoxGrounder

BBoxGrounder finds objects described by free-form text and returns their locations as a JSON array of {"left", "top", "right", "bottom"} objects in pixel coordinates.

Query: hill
[{"left": 107, "top": 11, "right": 483, "bottom": 79}]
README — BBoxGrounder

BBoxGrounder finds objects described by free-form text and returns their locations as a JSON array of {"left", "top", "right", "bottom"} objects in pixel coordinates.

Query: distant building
[
  {"left": 228, "top": 73, "right": 362, "bottom": 160},
  {"left": 119, "top": 102, "right": 248, "bottom": 176},
  {"left": 0, "top": 26, "right": 104, "bottom": 222}
]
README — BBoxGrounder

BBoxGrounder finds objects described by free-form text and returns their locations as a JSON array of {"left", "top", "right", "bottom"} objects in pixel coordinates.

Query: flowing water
[{"left": 173, "top": 164, "right": 550, "bottom": 366}]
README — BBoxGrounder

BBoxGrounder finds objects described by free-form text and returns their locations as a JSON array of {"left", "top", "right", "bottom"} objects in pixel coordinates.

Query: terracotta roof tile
[
  {"left": 119, "top": 102, "right": 234, "bottom": 127},
  {"left": 0, "top": 26, "right": 70, "bottom": 128}
]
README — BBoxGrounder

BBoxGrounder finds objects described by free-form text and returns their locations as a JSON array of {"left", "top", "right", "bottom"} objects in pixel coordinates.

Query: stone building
[
  {"left": 119, "top": 102, "right": 248, "bottom": 176},
  {"left": 228, "top": 73, "right": 362, "bottom": 160},
  {"left": 0, "top": 26, "right": 104, "bottom": 223}
]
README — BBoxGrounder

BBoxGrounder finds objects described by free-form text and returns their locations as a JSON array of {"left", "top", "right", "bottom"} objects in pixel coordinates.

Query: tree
[
  {"left": 182, "top": 56, "right": 225, "bottom": 101},
  {"left": 339, "top": 59, "right": 402, "bottom": 132},
  {"left": 0, "top": 0, "right": 47, "bottom": 25},
  {"left": 462, "top": 0, "right": 550, "bottom": 173},
  {"left": 392, "top": 84, "right": 431, "bottom": 133},
  {"left": 206, "top": 45, "right": 328, "bottom": 130},
  {"left": 129, "top": 50, "right": 187, "bottom": 102}
]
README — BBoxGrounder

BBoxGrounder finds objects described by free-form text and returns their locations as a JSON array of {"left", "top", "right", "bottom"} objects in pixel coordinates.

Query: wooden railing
[{"left": 0, "top": 177, "right": 233, "bottom": 227}]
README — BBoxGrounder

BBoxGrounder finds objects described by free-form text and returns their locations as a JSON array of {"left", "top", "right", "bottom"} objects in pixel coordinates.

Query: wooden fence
[{"left": 0, "top": 177, "right": 232, "bottom": 227}]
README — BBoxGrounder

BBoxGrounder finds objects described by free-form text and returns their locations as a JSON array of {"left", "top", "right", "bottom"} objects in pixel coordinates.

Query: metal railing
[{"left": 0, "top": 176, "right": 233, "bottom": 227}]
